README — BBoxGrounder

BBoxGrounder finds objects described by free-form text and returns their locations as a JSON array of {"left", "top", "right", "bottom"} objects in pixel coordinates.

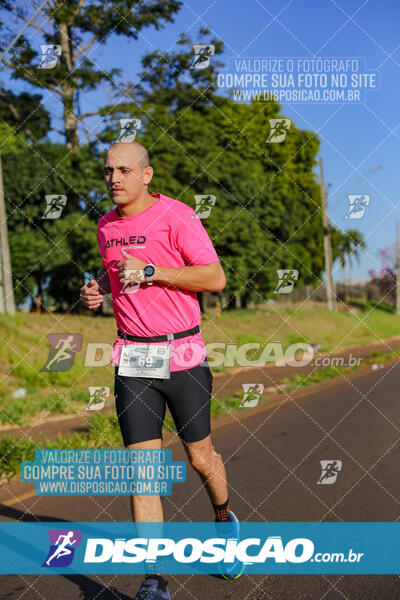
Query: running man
[
  {"left": 43, "top": 335, "right": 77, "bottom": 371},
  {"left": 191, "top": 45, "right": 214, "bottom": 69},
  {"left": 80, "top": 141, "right": 244, "bottom": 599},
  {"left": 45, "top": 531, "right": 77, "bottom": 566},
  {"left": 194, "top": 194, "right": 215, "bottom": 218},
  {"left": 42, "top": 195, "right": 64, "bottom": 219},
  {"left": 275, "top": 269, "right": 297, "bottom": 293},
  {"left": 267, "top": 119, "right": 290, "bottom": 142}
]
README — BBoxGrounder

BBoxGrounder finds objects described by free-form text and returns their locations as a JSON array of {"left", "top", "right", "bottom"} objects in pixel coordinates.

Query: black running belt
[{"left": 117, "top": 324, "right": 200, "bottom": 343}]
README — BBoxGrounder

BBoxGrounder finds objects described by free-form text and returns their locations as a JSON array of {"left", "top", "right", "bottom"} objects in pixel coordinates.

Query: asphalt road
[{"left": 1, "top": 360, "right": 400, "bottom": 599}]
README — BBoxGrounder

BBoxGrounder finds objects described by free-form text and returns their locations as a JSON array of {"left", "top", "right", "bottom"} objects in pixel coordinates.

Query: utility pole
[
  {"left": 319, "top": 158, "right": 336, "bottom": 312},
  {"left": 0, "top": 154, "right": 15, "bottom": 314},
  {"left": 396, "top": 222, "right": 400, "bottom": 316}
]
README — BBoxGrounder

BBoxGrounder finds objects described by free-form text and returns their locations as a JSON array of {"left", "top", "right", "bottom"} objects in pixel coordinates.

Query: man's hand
[
  {"left": 117, "top": 248, "right": 146, "bottom": 284},
  {"left": 80, "top": 279, "right": 104, "bottom": 310}
]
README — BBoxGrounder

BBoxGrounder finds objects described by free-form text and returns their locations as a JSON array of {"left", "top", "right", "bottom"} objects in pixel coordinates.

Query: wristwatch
[{"left": 143, "top": 264, "right": 155, "bottom": 286}]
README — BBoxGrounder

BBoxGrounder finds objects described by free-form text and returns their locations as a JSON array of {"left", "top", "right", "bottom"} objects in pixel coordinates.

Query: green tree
[
  {"left": 97, "top": 37, "right": 362, "bottom": 307},
  {"left": 0, "top": 87, "right": 51, "bottom": 143},
  {"left": 2, "top": 24, "right": 366, "bottom": 312},
  {"left": 3, "top": 141, "right": 105, "bottom": 310},
  {"left": 332, "top": 228, "right": 366, "bottom": 270},
  {"left": 1, "top": 0, "right": 182, "bottom": 149}
]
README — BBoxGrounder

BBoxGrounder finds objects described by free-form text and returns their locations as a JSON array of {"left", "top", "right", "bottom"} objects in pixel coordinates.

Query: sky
[{"left": 3, "top": 0, "right": 400, "bottom": 281}]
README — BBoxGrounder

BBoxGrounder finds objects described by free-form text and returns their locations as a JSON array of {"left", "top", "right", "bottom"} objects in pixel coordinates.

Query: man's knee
[{"left": 187, "top": 443, "right": 221, "bottom": 475}]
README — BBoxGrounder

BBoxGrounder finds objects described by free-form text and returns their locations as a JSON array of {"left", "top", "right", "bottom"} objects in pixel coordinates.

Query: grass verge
[
  {"left": 1, "top": 302, "right": 400, "bottom": 426},
  {"left": 0, "top": 392, "right": 265, "bottom": 481},
  {"left": 2, "top": 346, "right": 397, "bottom": 482}
]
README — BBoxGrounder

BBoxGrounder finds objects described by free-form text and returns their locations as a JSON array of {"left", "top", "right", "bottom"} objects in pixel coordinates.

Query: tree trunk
[
  {"left": 59, "top": 23, "right": 79, "bottom": 151},
  {"left": 240, "top": 294, "right": 250, "bottom": 309},
  {"left": 224, "top": 294, "right": 237, "bottom": 310},
  {"left": 63, "top": 88, "right": 79, "bottom": 151}
]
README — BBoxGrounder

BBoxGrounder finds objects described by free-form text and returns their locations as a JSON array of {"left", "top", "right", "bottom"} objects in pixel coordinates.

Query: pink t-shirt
[{"left": 97, "top": 193, "right": 220, "bottom": 372}]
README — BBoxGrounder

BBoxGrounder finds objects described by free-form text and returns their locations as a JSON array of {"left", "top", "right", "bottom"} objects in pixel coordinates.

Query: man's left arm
[
  {"left": 118, "top": 211, "right": 226, "bottom": 293},
  {"left": 153, "top": 262, "right": 226, "bottom": 293},
  {"left": 118, "top": 250, "right": 226, "bottom": 293}
]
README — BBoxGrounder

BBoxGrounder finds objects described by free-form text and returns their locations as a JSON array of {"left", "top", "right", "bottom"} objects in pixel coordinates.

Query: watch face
[{"left": 144, "top": 265, "right": 155, "bottom": 277}]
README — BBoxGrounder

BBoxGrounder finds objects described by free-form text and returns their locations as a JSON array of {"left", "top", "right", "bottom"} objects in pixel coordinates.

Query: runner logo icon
[
  {"left": 274, "top": 269, "right": 299, "bottom": 294},
  {"left": 190, "top": 44, "right": 215, "bottom": 69},
  {"left": 42, "top": 195, "right": 67, "bottom": 219},
  {"left": 86, "top": 386, "right": 110, "bottom": 411},
  {"left": 42, "top": 529, "right": 82, "bottom": 567},
  {"left": 266, "top": 119, "right": 291, "bottom": 143},
  {"left": 121, "top": 269, "right": 144, "bottom": 294},
  {"left": 118, "top": 118, "right": 141, "bottom": 142},
  {"left": 317, "top": 460, "right": 343, "bottom": 485},
  {"left": 192, "top": 195, "right": 216, "bottom": 219},
  {"left": 239, "top": 383, "right": 264, "bottom": 408},
  {"left": 41, "top": 333, "right": 82, "bottom": 372},
  {"left": 39, "top": 45, "right": 62, "bottom": 69},
  {"left": 345, "top": 194, "right": 370, "bottom": 219}
]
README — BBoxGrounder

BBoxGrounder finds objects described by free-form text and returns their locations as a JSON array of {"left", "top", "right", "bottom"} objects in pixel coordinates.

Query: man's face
[{"left": 104, "top": 145, "right": 151, "bottom": 206}]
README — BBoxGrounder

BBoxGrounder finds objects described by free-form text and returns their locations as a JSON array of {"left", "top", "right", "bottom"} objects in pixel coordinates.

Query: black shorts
[{"left": 114, "top": 362, "right": 213, "bottom": 445}]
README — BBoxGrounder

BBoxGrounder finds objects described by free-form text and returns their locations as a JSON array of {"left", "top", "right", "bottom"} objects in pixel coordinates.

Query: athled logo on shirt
[{"left": 105, "top": 236, "right": 146, "bottom": 248}]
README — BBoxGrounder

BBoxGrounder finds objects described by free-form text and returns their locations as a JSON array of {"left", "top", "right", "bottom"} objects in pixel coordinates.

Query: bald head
[
  {"left": 106, "top": 141, "right": 149, "bottom": 169},
  {"left": 104, "top": 140, "right": 154, "bottom": 208}
]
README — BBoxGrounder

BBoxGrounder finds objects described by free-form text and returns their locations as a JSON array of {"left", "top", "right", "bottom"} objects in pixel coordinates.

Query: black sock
[
  {"left": 213, "top": 497, "right": 230, "bottom": 522},
  {"left": 145, "top": 574, "right": 168, "bottom": 591}
]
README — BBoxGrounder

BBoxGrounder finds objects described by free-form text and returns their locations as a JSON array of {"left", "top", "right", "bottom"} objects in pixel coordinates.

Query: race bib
[{"left": 118, "top": 344, "right": 171, "bottom": 379}]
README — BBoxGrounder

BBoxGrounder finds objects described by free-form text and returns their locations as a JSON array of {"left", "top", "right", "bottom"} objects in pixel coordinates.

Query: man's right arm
[{"left": 97, "top": 268, "right": 112, "bottom": 295}]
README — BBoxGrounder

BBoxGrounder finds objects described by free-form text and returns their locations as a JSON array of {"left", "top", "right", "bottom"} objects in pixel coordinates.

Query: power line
[{"left": 0, "top": 0, "right": 52, "bottom": 65}]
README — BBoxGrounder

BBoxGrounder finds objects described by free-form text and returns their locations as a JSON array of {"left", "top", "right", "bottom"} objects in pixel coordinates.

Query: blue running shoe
[
  {"left": 133, "top": 578, "right": 171, "bottom": 600},
  {"left": 216, "top": 511, "right": 246, "bottom": 580}
]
